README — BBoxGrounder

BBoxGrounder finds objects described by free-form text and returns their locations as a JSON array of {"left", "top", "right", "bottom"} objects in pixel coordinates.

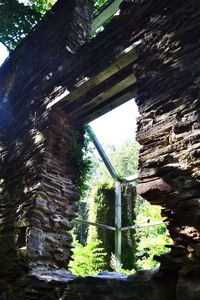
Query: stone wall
[
  {"left": 131, "top": 1, "right": 200, "bottom": 298},
  {"left": 63, "top": 269, "right": 177, "bottom": 300},
  {"left": 0, "top": 0, "right": 93, "bottom": 298},
  {"left": 0, "top": 104, "right": 84, "bottom": 298},
  {"left": 0, "top": 0, "right": 200, "bottom": 299},
  {"left": 63, "top": 1, "right": 200, "bottom": 299}
]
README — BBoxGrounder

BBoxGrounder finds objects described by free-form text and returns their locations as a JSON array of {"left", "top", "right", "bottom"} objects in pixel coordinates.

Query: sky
[
  {"left": 0, "top": 43, "right": 9, "bottom": 65},
  {"left": 0, "top": 42, "right": 139, "bottom": 147},
  {"left": 90, "top": 99, "right": 139, "bottom": 147}
]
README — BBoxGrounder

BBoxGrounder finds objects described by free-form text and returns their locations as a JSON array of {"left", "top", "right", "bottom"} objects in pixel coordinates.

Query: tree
[
  {"left": 0, "top": 0, "right": 55, "bottom": 50},
  {"left": 94, "top": 0, "right": 107, "bottom": 9},
  {"left": 0, "top": 0, "right": 108, "bottom": 50},
  {"left": 87, "top": 140, "right": 140, "bottom": 188}
]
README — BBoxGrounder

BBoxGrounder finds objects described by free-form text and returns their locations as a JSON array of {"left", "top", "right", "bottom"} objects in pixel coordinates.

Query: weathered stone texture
[
  {"left": 63, "top": 269, "right": 177, "bottom": 300},
  {"left": 128, "top": 0, "right": 200, "bottom": 298},
  {"left": 0, "top": 0, "right": 200, "bottom": 299},
  {"left": 0, "top": 0, "right": 93, "bottom": 298},
  {"left": 0, "top": 105, "right": 84, "bottom": 298},
  {"left": 25, "top": 109, "right": 83, "bottom": 269}
]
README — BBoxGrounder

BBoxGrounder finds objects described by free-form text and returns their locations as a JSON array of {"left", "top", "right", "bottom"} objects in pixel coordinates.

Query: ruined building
[{"left": 0, "top": 0, "right": 200, "bottom": 299}]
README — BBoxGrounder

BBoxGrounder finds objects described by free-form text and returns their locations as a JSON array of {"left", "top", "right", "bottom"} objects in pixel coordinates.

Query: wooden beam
[
  {"left": 92, "top": 0, "right": 124, "bottom": 34},
  {"left": 80, "top": 85, "right": 136, "bottom": 123},
  {"left": 121, "top": 221, "right": 166, "bottom": 232},
  {"left": 64, "top": 63, "right": 133, "bottom": 113},
  {"left": 86, "top": 125, "right": 119, "bottom": 180},
  {"left": 54, "top": 44, "right": 137, "bottom": 110},
  {"left": 69, "top": 73, "right": 136, "bottom": 118}
]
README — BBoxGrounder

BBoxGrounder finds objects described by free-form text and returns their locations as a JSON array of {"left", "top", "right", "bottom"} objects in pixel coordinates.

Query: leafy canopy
[
  {"left": 0, "top": 0, "right": 56, "bottom": 50},
  {"left": 0, "top": 0, "right": 107, "bottom": 50}
]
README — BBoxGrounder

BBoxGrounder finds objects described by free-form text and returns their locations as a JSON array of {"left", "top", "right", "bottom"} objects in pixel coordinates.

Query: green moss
[{"left": 87, "top": 183, "right": 137, "bottom": 270}]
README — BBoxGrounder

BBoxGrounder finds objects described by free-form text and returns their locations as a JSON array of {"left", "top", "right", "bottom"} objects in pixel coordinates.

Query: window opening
[{"left": 70, "top": 99, "right": 171, "bottom": 276}]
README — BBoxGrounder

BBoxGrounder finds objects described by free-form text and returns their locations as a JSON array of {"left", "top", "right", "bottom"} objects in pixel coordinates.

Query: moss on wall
[{"left": 87, "top": 183, "right": 137, "bottom": 270}]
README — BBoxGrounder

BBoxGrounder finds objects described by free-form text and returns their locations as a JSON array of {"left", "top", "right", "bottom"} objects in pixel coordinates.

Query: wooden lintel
[
  {"left": 81, "top": 87, "right": 137, "bottom": 123},
  {"left": 65, "top": 63, "right": 133, "bottom": 114},
  {"left": 69, "top": 73, "right": 136, "bottom": 118},
  {"left": 54, "top": 44, "right": 137, "bottom": 109}
]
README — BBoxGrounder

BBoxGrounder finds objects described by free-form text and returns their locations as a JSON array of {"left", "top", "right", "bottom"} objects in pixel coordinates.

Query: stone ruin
[{"left": 0, "top": 0, "right": 200, "bottom": 299}]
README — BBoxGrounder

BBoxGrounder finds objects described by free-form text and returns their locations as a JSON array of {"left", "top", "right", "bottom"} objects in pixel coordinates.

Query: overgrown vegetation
[
  {"left": 69, "top": 237, "right": 106, "bottom": 277},
  {"left": 0, "top": 0, "right": 56, "bottom": 50},
  {"left": 69, "top": 236, "right": 134, "bottom": 277},
  {"left": 87, "top": 182, "right": 137, "bottom": 270},
  {"left": 70, "top": 138, "right": 172, "bottom": 276},
  {"left": 135, "top": 199, "right": 171, "bottom": 269}
]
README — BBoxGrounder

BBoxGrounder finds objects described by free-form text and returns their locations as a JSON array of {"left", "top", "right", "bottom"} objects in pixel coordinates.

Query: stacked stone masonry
[
  {"left": 0, "top": 0, "right": 200, "bottom": 299},
  {"left": 0, "top": 0, "right": 93, "bottom": 298},
  {"left": 133, "top": 1, "right": 200, "bottom": 299}
]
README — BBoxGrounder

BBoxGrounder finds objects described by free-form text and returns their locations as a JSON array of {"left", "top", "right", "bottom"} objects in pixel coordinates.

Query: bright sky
[
  {"left": 0, "top": 42, "right": 139, "bottom": 147},
  {"left": 0, "top": 43, "right": 9, "bottom": 65},
  {"left": 90, "top": 99, "right": 139, "bottom": 147}
]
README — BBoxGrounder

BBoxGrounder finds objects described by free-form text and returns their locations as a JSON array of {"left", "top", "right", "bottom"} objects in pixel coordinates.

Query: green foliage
[
  {"left": 94, "top": 0, "right": 108, "bottom": 9},
  {"left": 111, "top": 141, "right": 140, "bottom": 179},
  {"left": 73, "top": 139, "right": 140, "bottom": 269},
  {"left": 73, "top": 136, "right": 171, "bottom": 272},
  {"left": 70, "top": 129, "right": 93, "bottom": 199},
  {"left": 87, "top": 183, "right": 111, "bottom": 246},
  {"left": 0, "top": 0, "right": 41, "bottom": 50},
  {"left": 87, "top": 182, "right": 137, "bottom": 270},
  {"left": 87, "top": 140, "right": 140, "bottom": 188},
  {"left": 0, "top": 0, "right": 108, "bottom": 50},
  {"left": 135, "top": 199, "right": 172, "bottom": 270},
  {"left": 74, "top": 135, "right": 172, "bottom": 272},
  {"left": 69, "top": 237, "right": 106, "bottom": 277},
  {"left": 0, "top": 0, "right": 57, "bottom": 50},
  {"left": 27, "top": 0, "right": 56, "bottom": 14},
  {"left": 69, "top": 237, "right": 135, "bottom": 277}
]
